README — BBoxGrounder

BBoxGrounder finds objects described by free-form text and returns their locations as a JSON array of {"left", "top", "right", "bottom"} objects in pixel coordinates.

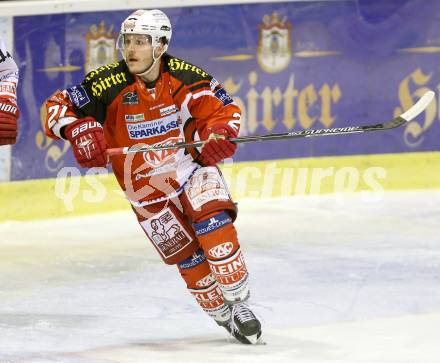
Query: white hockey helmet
[{"left": 118, "top": 9, "right": 172, "bottom": 50}]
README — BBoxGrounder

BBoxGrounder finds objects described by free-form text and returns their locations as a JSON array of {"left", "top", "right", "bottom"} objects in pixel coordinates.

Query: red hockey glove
[
  {"left": 0, "top": 98, "right": 19, "bottom": 145},
  {"left": 64, "top": 117, "right": 108, "bottom": 168},
  {"left": 197, "top": 124, "right": 238, "bottom": 166}
]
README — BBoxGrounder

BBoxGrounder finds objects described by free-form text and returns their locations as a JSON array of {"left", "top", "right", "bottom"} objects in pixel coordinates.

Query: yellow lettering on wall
[
  {"left": 298, "top": 84, "right": 318, "bottom": 129},
  {"left": 223, "top": 77, "right": 247, "bottom": 132},
  {"left": 319, "top": 84, "right": 341, "bottom": 128},
  {"left": 246, "top": 71, "right": 259, "bottom": 133},
  {"left": 223, "top": 70, "right": 341, "bottom": 134},
  {"left": 261, "top": 86, "right": 277, "bottom": 131},
  {"left": 394, "top": 68, "right": 436, "bottom": 147},
  {"left": 283, "top": 75, "right": 298, "bottom": 129}
]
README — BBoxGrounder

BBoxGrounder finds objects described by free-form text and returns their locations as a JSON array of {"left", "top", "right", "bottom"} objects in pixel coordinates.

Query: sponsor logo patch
[
  {"left": 178, "top": 248, "right": 206, "bottom": 269},
  {"left": 190, "top": 284, "right": 224, "bottom": 309},
  {"left": 122, "top": 91, "right": 139, "bottom": 105},
  {"left": 168, "top": 58, "right": 209, "bottom": 78},
  {"left": 66, "top": 85, "right": 90, "bottom": 108},
  {"left": 209, "top": 249, "right": 248, "bottom": 286},
  {"left": 85, "top": 63, "right": 119, "bottom": 82},
  {"left": 140, "top": 208, "right": 193, "bottom": 259},
  {"left": 90, "top": 72, "right": 127, "bottom": 97},
  {"left": 126, "top": 117, "right": 179, "bottom": 140},
  {"left": 186, "top": 170, "right": 230, "bottom": 210},
  {"left": 150, "top": 103, "right": 165, "bottom": 110},
  {"left": 160, "top": 104, "right": 177, "bottom": 117},
  {"left": 125, "top": 113, "right": 145, "bottom": 123},
  {"left": 214, "top": 88, "right": 233, "bottom": 106},
  {"left": 194, "top": 211, "right": 231, "bottom": 236},
  {"left": 0, "top": 81, "right": 16, "bottom": 97},
  {"left": 208, "top": 242, "right": 234, "bottom": 259},
  {"left": 196, "top": 273, "right": 217, "bottom": 288}
]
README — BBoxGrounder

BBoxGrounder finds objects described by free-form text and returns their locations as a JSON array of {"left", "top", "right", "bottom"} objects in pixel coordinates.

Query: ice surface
[{"left": 1, "top": 190, "right": 439, "bottom": 362}]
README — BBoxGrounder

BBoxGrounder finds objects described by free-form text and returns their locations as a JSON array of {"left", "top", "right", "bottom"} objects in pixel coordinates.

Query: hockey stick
[{"left": 106, "top": 91, "right": 434, "bottom": 156}]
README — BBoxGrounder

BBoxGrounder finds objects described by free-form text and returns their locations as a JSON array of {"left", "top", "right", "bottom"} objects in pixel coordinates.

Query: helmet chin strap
[{"left": 135, "top": 46, "right": 165, "bottom": 79}]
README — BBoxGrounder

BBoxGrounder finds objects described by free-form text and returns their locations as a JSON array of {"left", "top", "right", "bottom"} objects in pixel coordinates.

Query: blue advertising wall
[{"left": 12, "top": 0, "right": 440, "bottom": 181}]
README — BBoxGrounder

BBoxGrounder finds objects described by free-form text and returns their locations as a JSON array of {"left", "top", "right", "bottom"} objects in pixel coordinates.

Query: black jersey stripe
[
  {"left": 189, "top": 81, "right": 211, "bottom": 93},
  {"left": 172, "top": 83, "right": 184, "bottom": 98}
]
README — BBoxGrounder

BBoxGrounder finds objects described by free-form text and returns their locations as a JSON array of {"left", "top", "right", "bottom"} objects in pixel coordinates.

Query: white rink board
[
  {"left": 0, "top": 0, "right": 341, "bottom": 16},
  {"left": 1, "top": 190, "right": 439, "bottom": 362}
]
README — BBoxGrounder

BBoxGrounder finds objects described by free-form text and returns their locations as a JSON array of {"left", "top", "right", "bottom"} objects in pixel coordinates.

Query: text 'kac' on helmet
[{"left": 118, "top": 9, "right": 172, "bottom": 51}]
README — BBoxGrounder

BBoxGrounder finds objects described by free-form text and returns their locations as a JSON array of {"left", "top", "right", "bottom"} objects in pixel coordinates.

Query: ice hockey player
[
  {"left": 0, "top": 37, "right": 19, "bottom": 145},
  {"left": 44, "top": 9, "right": 262, "bottom": 344}
]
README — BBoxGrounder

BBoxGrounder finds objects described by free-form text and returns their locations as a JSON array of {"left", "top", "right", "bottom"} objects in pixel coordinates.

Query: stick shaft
[{"left": 106, "top": 91, "right": 434, "bottom": 156}]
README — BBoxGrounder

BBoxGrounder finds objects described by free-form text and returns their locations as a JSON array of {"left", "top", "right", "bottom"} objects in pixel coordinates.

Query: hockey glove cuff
[{"left": 0, "top": 98, "right": 19, "bottom": 145}]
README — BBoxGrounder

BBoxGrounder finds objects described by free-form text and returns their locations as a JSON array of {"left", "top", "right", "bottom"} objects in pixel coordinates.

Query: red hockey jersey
[{"left": 45, "top": 54, "right": 241, "bottom": 206}]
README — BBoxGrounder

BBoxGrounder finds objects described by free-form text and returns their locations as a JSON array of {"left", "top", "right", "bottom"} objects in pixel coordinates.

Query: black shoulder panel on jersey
[
  {"left": 68, "top": 60, "right": 135, "bottom": 123},
  {"left": 164, "top": 53, "right": 212, "bottom": 86},
  {"left": 83, "top": 60, "right": 135, "bottom": 104}
]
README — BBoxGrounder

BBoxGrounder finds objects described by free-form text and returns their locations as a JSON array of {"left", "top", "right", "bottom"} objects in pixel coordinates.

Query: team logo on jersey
[
  {"left": 142, "top": 136, "right": 182, "bottom": 167},
  {"left": 140, "top": 208, "right": 193, "bottom": 259},
  {"left": 85, "top": 21, "right": 118, "bottom": 74},
  {"left": 125, "top": 113, "right": 145, "bottom": 122},
  {"left": 126, "top": 115, "right": 180, "bottom": 140},
  {"left": 257, "top": 12, "right": 292, "bottom": 73},
  {"left": 122, "top": 91, "right": 139, "bottom": 105},
  {"left": 66, "top": 85, "right": 90, "bottom": 108}
]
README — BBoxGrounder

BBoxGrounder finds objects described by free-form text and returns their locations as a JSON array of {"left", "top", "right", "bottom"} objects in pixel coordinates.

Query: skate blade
[{"left": 246, "top": 333, "right": 266, "bottom": 345}]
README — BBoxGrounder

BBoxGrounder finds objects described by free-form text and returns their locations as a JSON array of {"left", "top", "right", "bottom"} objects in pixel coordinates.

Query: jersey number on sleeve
[{"left": 47, "top": 105, "right": 68, "bottom": 129}]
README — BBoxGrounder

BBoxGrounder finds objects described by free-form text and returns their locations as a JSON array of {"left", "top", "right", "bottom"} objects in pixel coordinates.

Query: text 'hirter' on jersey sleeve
[
  {"left": 165, "top": 55, "right": 241, "bottom": 140},
  {"left": 44, "top": 61, "right": 133, "bottom": 140},
  {"left": 0, "top": 37, "right": 19, "bottom": 100}
]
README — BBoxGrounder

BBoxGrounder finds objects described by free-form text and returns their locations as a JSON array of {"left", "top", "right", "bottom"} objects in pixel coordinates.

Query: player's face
[{"left": 123, "top": 34, "right": 154, "bottom": 74}]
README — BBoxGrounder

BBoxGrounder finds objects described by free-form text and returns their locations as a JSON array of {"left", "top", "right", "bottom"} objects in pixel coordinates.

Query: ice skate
[{"left": 218, "top": 302, "right": 262, "bottom": 344}]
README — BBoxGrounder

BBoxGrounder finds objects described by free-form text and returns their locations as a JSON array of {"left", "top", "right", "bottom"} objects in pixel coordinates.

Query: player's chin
[{"left": 126, "top": 62, "right": 143, "bottom": 74}]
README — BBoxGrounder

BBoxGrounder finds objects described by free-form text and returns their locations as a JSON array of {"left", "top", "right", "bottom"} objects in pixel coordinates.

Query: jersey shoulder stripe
[
  {"left": 164, "top": 53, "right": 212, "bottom": 87},
  {"left": 188, "top": 80, "right": 211, "bottom": 93}
]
